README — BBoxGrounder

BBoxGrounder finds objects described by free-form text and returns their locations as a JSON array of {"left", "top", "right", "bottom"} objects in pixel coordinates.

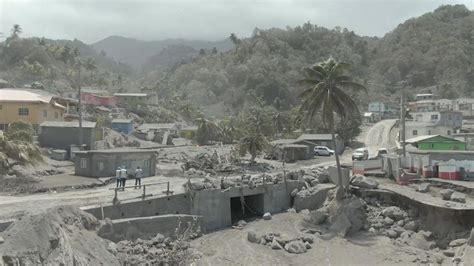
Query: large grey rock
[
  {"left": 247, "top": 231, "right": 260, "bottom": 243},
  {"left": 263, "top": 212, "right": 272, "bottom": 220},
  {"left": 450, "top": 192, "right": 466, "bottom": 203},
  {"left": 383, "top": 217, "right": 394, "bottom": 226},
  {"left": 440, "top": 189, "right": 454, "bottom": 200},
  {"left": 151, "top": 233, "right": 165, "bottom": 244},
  {"left": 443, "top": 249, "right": 455, "bottom": 257},
  {"left": 449, "top": 238, "right": 467, "bottom": 247},
  {"left": 351, "top": 175, "right": 379, "bottom": 189},
  {"left": 285, "top": 240, "right": 307, "bottom": 254},
  {"left": 410, "top": 231, "right": 436, "bottom": 250},
  {"left": 327, "top": 196, "right": 367, "bottom": 236},
  {"left": 417, "top": 183, "right": 430, "bottom": 193},
  {"left": 107, "top": 242, "right": 118, "bottom": 255},
  {"left": 271, "top": 239, "right": 282, "bottom": 250},
  {"left": 386, "top": 229, "right": 398, "bottom": 239},
  {"left": 382, "top": 206, "right": 406, "bottom": 221},
  {"left": 404, "top": 221, "right": 418, "bottom": 231},
  {"left": 306, "top": 209, "right": 328, "bottom": 225},
  {"left": 294, "top": 186, "right": 329, "bottom": 211}
]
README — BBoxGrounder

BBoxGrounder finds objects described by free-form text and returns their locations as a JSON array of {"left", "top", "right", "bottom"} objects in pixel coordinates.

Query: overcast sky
[{"left": 0, "top": 0, "right": 473, "bottom": 44}]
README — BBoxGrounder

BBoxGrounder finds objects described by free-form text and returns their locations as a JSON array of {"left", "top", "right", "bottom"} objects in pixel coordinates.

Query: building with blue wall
[{"left": 111, "top": 119, "right": 133, "bottom": 134}]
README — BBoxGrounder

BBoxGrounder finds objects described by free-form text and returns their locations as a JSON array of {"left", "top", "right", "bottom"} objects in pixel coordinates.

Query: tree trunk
[{"left": 331, "top": 130, "right": 343, "bottom": 188}]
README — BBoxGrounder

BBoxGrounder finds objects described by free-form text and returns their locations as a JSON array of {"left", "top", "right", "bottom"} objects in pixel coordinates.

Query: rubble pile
[
  {"left": 0, "top": 206, "right": 118, "bottom": 265},
  {"left": 247, "top": 231, "right": 314, "bottom": 254},
  {"left": 114, "top": 234, "right": 200, "bottom": 265},
  {"left": 181, "top": 152, "right": 242, "bottom": 176}
]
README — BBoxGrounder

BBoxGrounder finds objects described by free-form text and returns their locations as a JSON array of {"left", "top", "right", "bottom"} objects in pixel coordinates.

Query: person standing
[
  {"left": 134, "top": 166, "right": 143, "bottom": 189},
  {"left": 120, "top": 166, "right": 127, "bottom": 190},
  {"left": 116, "top": 166, "right": 122, "bottom": 188}
]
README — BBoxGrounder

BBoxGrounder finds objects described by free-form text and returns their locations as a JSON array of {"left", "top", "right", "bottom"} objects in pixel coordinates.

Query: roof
[
  {"left": 40, "top": 121, "right": 97, "bottom": 128},
  {"left": 297, "top": 134, "right": 335, "bottom": 141},
  {"left": 113, "top": 93, "right": 147, "bottom": 97},
  {"left": 416, "top": 93, "right": 434, "bottom": 97},
  {"left": 270, "top": 139, "right": 297, "bottom": 145},
  {"left": 181, "top": 125, "right": 198, "bottom": 131},
  {"left": 405, "top": 135, "right": 461, "bottom": 144},
  {"left": 74, "top": 149, "right": 156, "bottom": 155},
  {"left": 137, "top": 123, "right": 177, "bottom": 131},
  {"left": 0, "top": 89, "right": 51, "bottom": 103},
  {"left": 408, "top": 149, "right": 474, "bottom": 155},
  {"left": 364, "top": 112, "right": 373, "bottom": 117},
  {"left": 112, "top": 119, "right": 133, "bottom": 124},
  {"left": 281, "top": 144, "right": 309, "bottom": 149}
]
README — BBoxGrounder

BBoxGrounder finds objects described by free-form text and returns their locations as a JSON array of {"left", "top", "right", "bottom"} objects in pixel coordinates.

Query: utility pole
[
  {"left": 400, "top": 91, "right": 406, "bottom": 157},
  {"left": 77, "top": 62, "right": 83, "bottom": 150}
]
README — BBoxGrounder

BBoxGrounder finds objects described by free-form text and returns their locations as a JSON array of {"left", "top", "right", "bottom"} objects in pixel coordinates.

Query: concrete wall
[
  {"left": 191, "top": 189, "right": 231, "bottom": 231},
  {"left": 39, "top": 126, "right": 95, "bottom": 151},
  {"left": 75, "top": 151, "right": 156, "bottom": 178},
  {"left": 98, "top": 214, "right": 203, "bottom": 242},
  {"left": 328, "top": 166, "right": 350, "bottom": 187}
]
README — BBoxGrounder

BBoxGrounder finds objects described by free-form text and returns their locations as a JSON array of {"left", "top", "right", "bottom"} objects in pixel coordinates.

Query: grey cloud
[{"left": 0, "top": 0, "right": 472, "bottom": 43}]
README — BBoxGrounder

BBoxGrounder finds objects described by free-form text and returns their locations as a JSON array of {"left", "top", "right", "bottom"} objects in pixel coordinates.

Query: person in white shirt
[
  {"left": 134, "top": 166, "right": 143, "bottom": 189},
  {"left": 115, "top": 167, "right": 122, "bottom": 188},
  {"left": 120, "top": 166, "right": 127, "bottom": 190}
]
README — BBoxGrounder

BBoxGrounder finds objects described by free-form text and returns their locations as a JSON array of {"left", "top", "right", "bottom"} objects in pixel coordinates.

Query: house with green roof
[{"left": 405, "top": 135, "right": 466, "bottom": 151}]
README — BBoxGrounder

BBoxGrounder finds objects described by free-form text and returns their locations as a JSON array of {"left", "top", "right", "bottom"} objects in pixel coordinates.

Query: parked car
[
  {"left": 376, "top": 148, "right": 388, "bottom": 158},
  {"left": 352, "top": 148, "right": 369, "bottom": 160},
  {"left": 314, "top": 146, "right": 334, "bottom": 156}
]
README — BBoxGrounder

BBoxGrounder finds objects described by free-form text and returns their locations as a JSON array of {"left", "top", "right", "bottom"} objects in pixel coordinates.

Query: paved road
[{"left": 363, "top": 119, "right": 397, "bottom": 157}]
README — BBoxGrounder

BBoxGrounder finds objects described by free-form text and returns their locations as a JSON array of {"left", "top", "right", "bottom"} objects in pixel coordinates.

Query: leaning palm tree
[
  {"left": 299, "top": 57, "right": 366, "bottom": 196},
  {"left": 238, "top": 132, "right": 267, "bottom": 165}
]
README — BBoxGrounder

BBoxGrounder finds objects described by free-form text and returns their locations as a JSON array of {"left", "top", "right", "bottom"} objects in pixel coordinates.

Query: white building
[{"left": 405, "top": 110, "right": 462, "bottom": 139}]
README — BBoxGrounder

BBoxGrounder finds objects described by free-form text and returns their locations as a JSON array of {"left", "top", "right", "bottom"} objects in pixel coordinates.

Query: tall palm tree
[
  {"left": 238, "top": 132, "right": 267, "bottom": 164},
  {"left": 299, "top": 57, "right": 366, "bottom": 195}
]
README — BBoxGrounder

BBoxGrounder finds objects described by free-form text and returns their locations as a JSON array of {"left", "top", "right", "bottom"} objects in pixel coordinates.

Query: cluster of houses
[{"left": 0, "top": 86, "right": 195, "bottom": 179}]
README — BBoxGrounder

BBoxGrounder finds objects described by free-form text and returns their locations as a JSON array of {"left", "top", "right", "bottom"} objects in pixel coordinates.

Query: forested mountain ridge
[{"left": 136, "top": 4, "right": 473, "bottom": 116}]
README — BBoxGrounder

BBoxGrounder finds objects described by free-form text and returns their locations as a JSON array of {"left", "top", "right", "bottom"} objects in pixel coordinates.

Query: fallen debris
[
  {"left": 417, "top": 183, "right": 430, "bottom": 193},
  {"left": 350, "top": 175, "right": 379, "bottom": 189}
]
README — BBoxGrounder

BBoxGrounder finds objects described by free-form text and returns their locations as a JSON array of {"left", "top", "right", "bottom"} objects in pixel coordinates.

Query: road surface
[{"left": 363, "top": 119, "right": 397, "bottom": 157}]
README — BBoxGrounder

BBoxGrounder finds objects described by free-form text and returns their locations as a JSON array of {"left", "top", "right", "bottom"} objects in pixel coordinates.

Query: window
[
  {"left": 413, "top": 130, "right": 418, "bottom": 136},
  {"left": 80, "top": 158, "right": 87, "bottom": 168},
  {"left": 431, "top": 114, "right": 438, "bottom": 120},
  {"left": 43, "top": 110, "right": 47, "bottom": 117},
  {"left": 54, "top": 112, "right": 58, "bottom": 119},
  {"left": 431, "top": 143, "right": 435, "bottom": 148},
  {"left": 447, "top": 130, "right": 451, "bottom": 135},
  {"left": 18, "top": 108, "right": 29, "bottom": 116}
]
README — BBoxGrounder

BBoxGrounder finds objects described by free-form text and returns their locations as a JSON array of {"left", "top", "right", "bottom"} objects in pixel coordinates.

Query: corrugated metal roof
[
  {"left": 0, "top": 89, "right": 51, "bottom": 103},
  {"left": 114, "top": 93, "right": 147, "bottom": 97},
  {"left": 138, "top": 123, "right": 177, "bottom": 131},
  {"left": 112, "top": 119, "right": 133, "bottom": 123},
  {"left": 40, "top": 121, "right": 97, "bottom": 128},
  {"left": 297, "top": 134, "right": 335, "bottom": 141},
  {"left": 270, "top": 139, "right": 297, "bottom": 145},
  {"left": 405, "top": 135, "right": 460, "bottom": 144}
]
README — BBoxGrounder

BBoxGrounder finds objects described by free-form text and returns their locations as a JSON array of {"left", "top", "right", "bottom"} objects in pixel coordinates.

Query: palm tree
[
  {"left": 11, "top": 24, "right": 22, "bottom": 38},
  {"left": 238, "top": 132, "right": 267, "bottom": 164},
  {"left": 195, "top": 117, "right": 220, "bottom": 145},
  {"left": 299, "top": 57, "right": 366, "bottom": 195}
]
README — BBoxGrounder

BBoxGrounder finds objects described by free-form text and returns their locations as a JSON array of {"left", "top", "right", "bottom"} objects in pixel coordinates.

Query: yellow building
[{"left": 0, "top": 89, "right": 65, "bottom": 132}]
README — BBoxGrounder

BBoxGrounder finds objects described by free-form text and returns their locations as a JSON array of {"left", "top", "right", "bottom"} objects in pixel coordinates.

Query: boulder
[
  {"left": 391, "top": 225, "right": 406, "bottom": 236},
  {"left": 450, "top": 192, "right": 466, "bottom": 203},
  {"left": 107, "top": 242, "right": 118, "bottom": 255},
  {"left": 404, "top": 221, "right": 418, "bottom": 231},
  {"left": 386, "top": 229, "right": 398, "bottom": 239},
  {"left": 410, "top": 231, "right": 436, "bottom": 250},
  {"left": 151, "top": 233, "right": 165, "bottom": 244},
  {"left": 383, "top": 217, "right": 394, "bottom": 226},
  {"left": 247, "top": 231, "right": 260, "bottom": 243},
  {"left": 263, "top": 212, "right": 272, "bottom": 220},
  {"left": 300, "top": 209, "right": 310, "bottom": 215},
  {"left": 440, "top": 189, "right": 454, "bottom": 200},
  {"left": 351, "top": 175, "right": 379, "bottom": 189},
  {"left": 294, "top": 186, "right": 329, "bottom": 211},
  {"left": 304, "top": 242, "right": 312, "bottom": 250},
  {"left": 417, "top": 183, "right": 430, "bottom": 193},
  {"left": 382, "top": 206, "right": 406, "bottom": 221},
  {"left": 449, "top": 238, "right": 467, "bottom": 247},
  {"left": 285, "top": 240, "right": 307, "bottom": 254},
  {"left": 271, "top": 239, "right": 282, "bottom": 250},
  {"left": 287, "top": 208, "right": 296, "bottom": 213},
  {"left": 443, "top": 249, "right": 455, "bottom": 257},
  {"left": 326, "top": 196, "right": 367, "bottom": 236}
]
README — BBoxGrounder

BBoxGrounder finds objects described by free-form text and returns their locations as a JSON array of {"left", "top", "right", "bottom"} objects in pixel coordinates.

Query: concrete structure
[
  {"left": 111, "top": 119, "right": 133, "bottom": 134},
  {"left": 136, "top": 123, "right": 180, "bottom": 141},
  {"left": 405, "top": 110, "right": 462, "bottom": 139},
  {"left": 405, "top": 135, "right": 466, "bottom": 151},
  {"left": 296, "top": 133, "right": 344, "bottom": 154},
  {"left": 50, "top": 149, "right": 67, "bottom": 161},
  {"left": 268, "top": 139, "right": 314, "bottom": 162},
  {"left": 407, "top": 149, "right": 474, "bottom": 180},
  {"left": 38, "top": 121, "right": 98, "bottom": 153},
  {"left": 74, "top": 149, "right": 157, "bottom": 178},
  {"left": 0, "top": 89, "right": 65, "bottom": 132},
  {"left": 114, "top": 93, "right": 147, "bottom": 108},
  {"left": 83, "top": 180, "right": 303, "bottom": 232},
  {"left": 415, "top": 93, "right": 435, "bottom": 101}
]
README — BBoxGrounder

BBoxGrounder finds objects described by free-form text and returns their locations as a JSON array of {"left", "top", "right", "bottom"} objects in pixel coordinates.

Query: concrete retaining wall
[{"left": 98, "top": 214, "right": 203, "bottom": 242}]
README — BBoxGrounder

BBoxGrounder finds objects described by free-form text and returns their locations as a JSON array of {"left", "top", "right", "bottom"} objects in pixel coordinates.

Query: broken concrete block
[
  {"left": 294, "top": 186, "right": 329, "bottom": 211},
  {"left": 263, "top": 212, "right": 272, "bottom": 220},
  {"left": 351, "top": 175, "right": 379, "bottom": 189},
  {"left": 382, "top": 206, "right": 406, "bottom": 221},
  {"left": 247, "top": 231, "right": 260, "bottom": 243},
  {"left": 271, "top": 239, "right": 282, "bottom": 250},
  {"left": 307, "top": 209, "right": 328, "bottom": 225},
  {"left": 417, "top": 183, "right": 430, "bottom": 193},
  {"left": 404, "top": 221, "right": 418, "bottom": 231},
  {"left": 449, "top": 238, "right": 467, "bottom": 247},
  {"left": 285, "top": 240, "right": 307, "bottom": 254},
  {"left": 450, "top": 192, "right": 466, "bottom": 203},
  {"left": 440, "top": 189, "right": 454, "bottom": 200}
]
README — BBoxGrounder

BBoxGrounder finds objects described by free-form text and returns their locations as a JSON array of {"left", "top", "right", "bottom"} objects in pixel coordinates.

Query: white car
[
  {"left": 314, "top": 146, "right": 335, "bottom": 156},
  {"left": 352, "top": 148, "right": 369, "bottom": 160}
]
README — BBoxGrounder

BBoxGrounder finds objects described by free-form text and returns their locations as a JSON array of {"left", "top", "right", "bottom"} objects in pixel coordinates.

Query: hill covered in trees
[{"left": 135, "top": 4, "right": 473, "bottom": 116}]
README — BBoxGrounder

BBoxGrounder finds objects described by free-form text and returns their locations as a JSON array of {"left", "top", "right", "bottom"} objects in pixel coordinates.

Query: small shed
[
  {"left": 111, "top": 118, "right": 134, "bottom": 134},
  {"left": 74, "top": 149, "right": 157, "bottom": 178},
  {"left": 405, "top": 135, "right": 466, "bottom": 151},
  {"left": 296, "top": 133, "right": 344, "bottom": 154},
  {"left": 39, "top": 121, "right": 98, "bottom": 156},
  {"left": 268, "top": 139, "right": 312, "bottom": 162}
]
